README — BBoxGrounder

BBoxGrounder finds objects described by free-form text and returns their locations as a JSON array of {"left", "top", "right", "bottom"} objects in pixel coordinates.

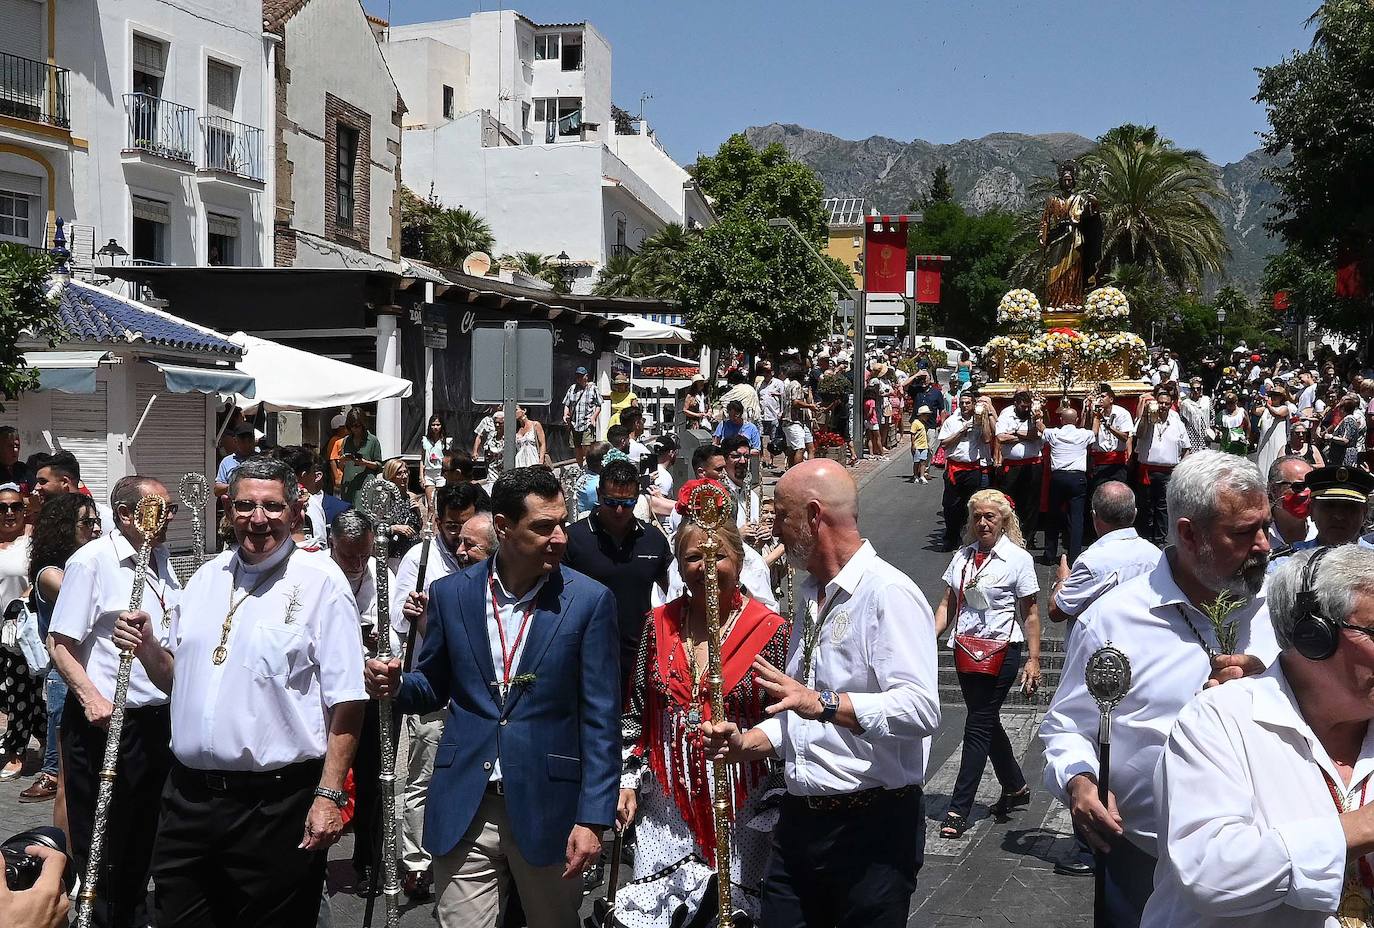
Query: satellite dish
[{"left": 462, "top": 251, "right": 492, "bottom": 276}]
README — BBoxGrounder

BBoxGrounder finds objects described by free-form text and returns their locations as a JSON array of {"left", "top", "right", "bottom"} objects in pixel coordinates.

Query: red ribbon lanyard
[
  {"left": 1321, "top": 769, "right": 1374, "bottom": 889},
  {"left": 490, "top": 573, "right": 535, "bottom": 689},
  {"left": 955, "top": 549, "right": 992, "bottom": 617}
]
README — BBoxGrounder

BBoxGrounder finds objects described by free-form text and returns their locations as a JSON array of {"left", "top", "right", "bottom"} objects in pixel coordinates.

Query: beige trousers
[
  {"left": 401, "top": 709, "right": 446, "bottom": 873},
  {"left": 434, "top": 789, "right": 582, "bottom": 928}
]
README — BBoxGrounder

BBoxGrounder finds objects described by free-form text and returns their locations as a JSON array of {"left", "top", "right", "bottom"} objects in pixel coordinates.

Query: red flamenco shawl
[{"left": 637, "top": 595, "right": 787, "bottom": 867}]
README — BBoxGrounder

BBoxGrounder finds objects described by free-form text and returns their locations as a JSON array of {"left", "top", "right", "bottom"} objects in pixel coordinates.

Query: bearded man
[{"left": 1039, "top": 450, "right": 1279, "bottom": 928}]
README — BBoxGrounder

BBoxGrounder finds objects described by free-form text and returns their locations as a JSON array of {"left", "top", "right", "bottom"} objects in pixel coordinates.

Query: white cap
[{"left": 331, "top": 413, "right": 346, "bottom": 429}]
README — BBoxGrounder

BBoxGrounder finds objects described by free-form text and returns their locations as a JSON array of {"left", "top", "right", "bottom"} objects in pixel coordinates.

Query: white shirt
[
  {"left": 1043, "top": 424, "right": 1094, "bottom": 472},
  {"left": 937, "top": 412, "right": 992, "bottom": 464},
  {"left": 995, "top": 406, "right": 1045, "bottom": 461},
  {"left": 164, "top": 541, "right": 367, "bottom": 771},
  {"left": 757, "top": 376, "right": 785, "bottom": 421},
  {"left": 1039, "top": 553, "right": 1281, "bottom": 853},
  {"left": 629, "top": 438, "right": 652, "bottom": 462},
  {"left": 49, "top": 531, "right": 180, "bottom": 708},
  {"left": 941, "top": 535, "right": 1039, "bottom": 645},
  {"left": 1136, "top": 409, "right": 1190, "bottom": 466},
  {"left": 726, "top": 478, "right": 760, "bottom": 528},
  {"left": 306, "top": 492, "right": 329, "bottom": 548},
  {"left": 1143, "top": 661, "right": 1360, "bottom": 928},
  {"left": 485, "top": 567, "right": 549, "bottom": 782},
  {"left": 343, "top": 558, "right": 400, "bottom": 657},
  {"left": 1268, "top": 519, "right": 1318, "bottom": 552},
  {"left": 1053, "top": 528, "right": 1161, "bottom": 619},
  {"left": 1092, "top": 405, "right": 1135, "bottom": 454},
  {"left": 651, "top": 465, "right": 673, "bottom": 498},
  {"left": 391, "top": 535, "right": 463, "bottom": 617},
  {"left": 656, "top": 543, "right": 779, "bottom": 614},
  {"left": 1298, "top": 383, "right": 1318, "bottom": 414},
  {"left": 755, "top": 541, "right": 941, "bottom": 795}
]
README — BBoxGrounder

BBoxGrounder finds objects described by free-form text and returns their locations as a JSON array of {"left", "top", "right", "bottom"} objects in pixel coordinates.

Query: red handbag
[{"left": 953, "top": 634, "right": 1010, "bottom": 676}]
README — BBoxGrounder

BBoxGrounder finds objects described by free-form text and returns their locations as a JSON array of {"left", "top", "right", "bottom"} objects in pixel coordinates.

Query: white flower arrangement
[
  {"left": 997, "top": 289, "right": 1043, "bottom": 331},
  {"left": 1081, "top": 331, "right": 1147, "bottom": 366},
  {"left": 1084, "top": 287, "right": 1131, "bottom": 327}
]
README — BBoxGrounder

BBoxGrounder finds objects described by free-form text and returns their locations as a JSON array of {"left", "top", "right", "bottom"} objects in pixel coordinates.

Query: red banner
[
  {"left": 916, "top": 257, "right": 944, "bottom": 304},
  {"left": 1272, "top": 290, "right": 1290, "bottom": 312},
  {"left": 864, "top": 222, "right": 908, "bottom": 294}
]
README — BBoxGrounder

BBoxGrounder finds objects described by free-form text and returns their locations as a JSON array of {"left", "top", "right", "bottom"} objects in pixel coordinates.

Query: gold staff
[
  {"left": 688, "top": 481, "right": 736, "bottom": 928},
  {"left": 358, "top": 477, "right": 404, "bottom": 928},
  {"left": 77, "top": 494, "right": 169, "bottom": 928}
]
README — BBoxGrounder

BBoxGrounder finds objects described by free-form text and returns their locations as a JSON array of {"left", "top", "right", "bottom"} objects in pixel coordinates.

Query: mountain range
[{"left": 743, "top": 123, "right": 1285, "bottom": 290}]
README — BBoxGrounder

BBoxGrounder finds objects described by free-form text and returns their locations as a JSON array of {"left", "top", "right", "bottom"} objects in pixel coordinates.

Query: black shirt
[
  {"left": 562, "top": 512, "right": 672, "bottom": 686},
  {"left": 0, "top": 460, "right": 32, "bottom": 489}
]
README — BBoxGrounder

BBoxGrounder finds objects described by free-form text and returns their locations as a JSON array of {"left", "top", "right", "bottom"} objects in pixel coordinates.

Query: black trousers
[
  {"left": 1145, "top": 469, "right": 1172, "bottom": 546},
  {"left": 1046, "top": 471, "right": 1088, "bottom": 563},
  {"left": 941, "top": 467, "right": 984, "bottom": 546},
  {"left": 948, "top": 644, "right": 1026, "bottom": 820},
  {"left": 351, "top": 699, "right": 399, "bottom": 873},
  {"left": 62, "top": 697, "right": 171, "bottom": 928},
  {"left": 999, "top": 463, "right": 1041, "bottom": 544},
  {"left": 760, "top": 788, "right": 924, "bottom": 928},
  {"left": 1085, "top": 463, "right": 1128, "bottom": 543},
  {"left": 152, "top": 760, "right": 327, "bottom": 928}
]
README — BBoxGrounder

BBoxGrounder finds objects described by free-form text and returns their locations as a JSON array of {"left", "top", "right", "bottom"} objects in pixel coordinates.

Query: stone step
[
  {"left": 938, "top": 651, "right": 1068, "bottom": 671},
  {"left": 938, "top": 667, "right": 1062, "bottom": 690},
  {"left": 937, "top": 683, "right": 1057, "bottom": 708}
]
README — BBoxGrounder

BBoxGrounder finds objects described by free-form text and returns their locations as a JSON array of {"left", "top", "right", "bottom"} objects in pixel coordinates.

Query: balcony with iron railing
[
  {"left": 123, "top": 92, "right": 195, "bottom": 165},
  {"left": 0, "top": 52, "right": 69, "bottom": 129},
  {"left": 199, "top": 115, "right": 263, "bottom": 183}
]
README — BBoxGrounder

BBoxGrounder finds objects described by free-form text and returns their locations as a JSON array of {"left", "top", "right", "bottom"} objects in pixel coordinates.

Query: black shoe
[
  {"left": 1055, "top": 859, "right": 1095, "bottom": 876},
  {"left": 353, "top": 865, "right": 380, "bottom": 897},
  {"left": 582, "top": 859, "right": 606, "bottom": 894},
  {"left": 990, "top": 786, "right": 1031, "bottom": 817}
]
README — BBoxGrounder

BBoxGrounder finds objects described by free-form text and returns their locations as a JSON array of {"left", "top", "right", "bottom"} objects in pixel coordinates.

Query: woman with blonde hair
[
  {"left": 932, "top": 488, "right": 1041, "bottom": 838},
  {"left": 381, "top": 457, "right": 423, "bottom": 566},
  {"left": 617, "top": 496, "right": 789, "bottom": 927}
]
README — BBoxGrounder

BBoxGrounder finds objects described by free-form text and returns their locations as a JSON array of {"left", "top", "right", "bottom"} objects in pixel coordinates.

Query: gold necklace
[
  {"left": 683, "top": 597, "right": 745, "bottom": 685},
  {"left": 212, "top": 555, "right": 292, "bottom": 665}
]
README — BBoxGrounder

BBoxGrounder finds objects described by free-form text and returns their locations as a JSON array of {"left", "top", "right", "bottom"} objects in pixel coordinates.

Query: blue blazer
[{"left": 397, "top": 559, "right": 621, "bottom": 867}]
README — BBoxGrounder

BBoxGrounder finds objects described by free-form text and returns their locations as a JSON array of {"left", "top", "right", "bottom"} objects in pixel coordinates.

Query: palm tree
[
  {"left": 1083, "top": 125, "right": 1230, "bottom": 289},
  {"left": 592, "top": 252, "right": 642, "bottom": 296},
  {"left": 423, "top": 207, "right": 495, "bottom": 269},
  {"left": 636, "top": 223, "right": 692, "bottom": 298}
]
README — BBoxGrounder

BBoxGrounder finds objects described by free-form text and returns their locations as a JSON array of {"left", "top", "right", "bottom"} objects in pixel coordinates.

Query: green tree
[
  {"left": 635, "top": 223, "right": 691, "bottom": 297},
  {"left": 1083, "top": 124, "right": 1230, "bottom": 288},
  {"left": 399, "top": 186, "right": 440, "bottom": 260},
  {"left": 689, "top": 134, "right": 828, "bottom": 239},
  {"left": 907, "top": 200, "right": 1020, "bottom": 344},
  {"left": 591, "top": 252, "right": 643, "bottom": 297},
  {"left": 676, "top": 216, "right": 833, "bottom": 354},
  {"left": 1261, "top": 246, "right": 1364, "bottom": 343},
  {"left": 423, "top": 207, "right": 495, "bottom": 269},
  {"left": 0, "top": 245, "right": 61, "bottom": 405},
  {"left": 929, "top": 163, "right": 953, "bottom": 203}
]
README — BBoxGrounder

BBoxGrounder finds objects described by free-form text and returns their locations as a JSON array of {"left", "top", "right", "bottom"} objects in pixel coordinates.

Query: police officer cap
[{"left": 1303, "top": 465, "right": 1374, "bottom": 504}]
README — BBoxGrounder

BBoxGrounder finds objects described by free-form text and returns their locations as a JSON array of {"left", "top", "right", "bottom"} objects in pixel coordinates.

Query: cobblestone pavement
[{"left": 0, "top": 450, "right": 1091, "bottom": 925}]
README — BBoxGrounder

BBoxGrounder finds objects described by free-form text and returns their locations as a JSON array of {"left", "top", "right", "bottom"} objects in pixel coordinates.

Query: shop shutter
[
  {"left": 132, "top": 195, "right": 169, "bottom": 224},
  {"left": 131, "top": 380, "right": 207, "bottom": 554},
  {"left": 52, "top": 383, "right": 108, "bottom": 503}
]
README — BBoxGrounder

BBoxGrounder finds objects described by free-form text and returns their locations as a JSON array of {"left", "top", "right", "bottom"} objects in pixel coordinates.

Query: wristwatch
[
  {"left": 314, "top": 786, "right": 348, "bottom": 808},
  {"left": 818, "top": 689, "right": 840, "bottom": 723}
]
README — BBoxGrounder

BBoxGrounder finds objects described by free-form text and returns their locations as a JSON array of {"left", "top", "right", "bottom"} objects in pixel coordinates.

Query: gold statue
[{"left": 1039, "top": 160, "right": 1101, "bottom": 307}]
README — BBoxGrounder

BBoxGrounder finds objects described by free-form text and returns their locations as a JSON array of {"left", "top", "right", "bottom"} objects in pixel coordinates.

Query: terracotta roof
[{"left": 263, "top": 0, "right": 309, "bottom": 33}]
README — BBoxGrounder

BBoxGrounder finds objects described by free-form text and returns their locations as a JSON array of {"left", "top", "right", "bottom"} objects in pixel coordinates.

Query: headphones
[{"left": 1291, "top": 546, "right": 1339, "bottom": 660}]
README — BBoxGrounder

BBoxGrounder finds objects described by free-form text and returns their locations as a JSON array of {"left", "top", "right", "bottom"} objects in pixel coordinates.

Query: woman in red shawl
[{"left": 616, "top": 507, "right": 789, "bottom": 928}]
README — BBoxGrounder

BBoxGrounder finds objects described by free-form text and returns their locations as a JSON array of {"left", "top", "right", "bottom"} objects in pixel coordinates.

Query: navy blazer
[{"left": 397, "top": 559, "right": 620, "bottom": 867}]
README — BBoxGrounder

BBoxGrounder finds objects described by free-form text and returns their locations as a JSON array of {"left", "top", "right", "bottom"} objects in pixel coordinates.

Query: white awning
[
  {"left": 151, "top": 361, "right": 255, "bottom": 398},
  {"left": 611, "top": 315, "right": 694, "bottom": 344},
  {"left": 24, "top": 350, "right": 108, "bottom": 394},
  {"left": 228, "top": 331, "right": 413, "bottom": 411}
]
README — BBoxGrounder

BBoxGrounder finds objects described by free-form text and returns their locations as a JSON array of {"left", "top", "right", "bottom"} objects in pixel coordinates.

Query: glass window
[
  {"left": 561, "top": 36, "right": 583, "bottom": 71},
  {"left": 521, "top": 101, "right": 531, "bottom": 131},
  {"left": 0, "top": 192, "right": 30, "bottom": 241},
  {"left": 335, "top": 123, "right": 358, "bottom": 229},
  {"left": 207, "top": 213, "right": 238, "bottom": 266},
  {"left": 442, "top": 84, "right": 454, "bottom": 119},
  {"left": 534, "top": 34, "right": 559, "bottom": 61}
]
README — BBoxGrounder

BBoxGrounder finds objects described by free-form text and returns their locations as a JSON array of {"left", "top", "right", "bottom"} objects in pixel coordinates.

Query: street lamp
[
  {"left": 552, "top": 250, "right": 578, "bottom": 293},
  {"left": 97, "top": 238, "right": 128, "bottom": 264},
  {"left": 1216, "top": 303, "right": 1227, "bottom": 347},
  {"left": 767, "top": 217, "right": 867, "bottom": 460}
]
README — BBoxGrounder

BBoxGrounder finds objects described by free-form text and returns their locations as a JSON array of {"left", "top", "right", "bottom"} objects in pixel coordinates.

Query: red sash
[
  {"left": 946, "top": 459, "right": 984, "bottom": 483},
  {"left": 1139, "top": 462, "right": 1175, "bottom": 486},
  {"left": 1091, "top": 450, "right": 1127, "bottom": 467},
  {"left": 652, "top": 596, "right": 785, "bottom": 714}
]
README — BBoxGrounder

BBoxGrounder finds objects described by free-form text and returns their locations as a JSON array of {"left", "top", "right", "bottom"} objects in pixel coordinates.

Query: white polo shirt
[
  {"left": 1144, "top": 662, "right": 1360, "bottom": 928},
  {"left": 1053, "top": 527, "right": 1161, "bottom": 618},
  {"left": 1043, "top": 425, "right": 1095, "bottom": 472},
  {"left": 1040, "top": 553, "right": 1281, "bottom": 854},
  {"left": 941, "top": 534, "right": 1039, "bottom": 644},
  {"left": 1092, "top": 405, "right": 1136, "bottom": 453},
  {"left": 164, "top": 540, "right": 367, "bottom": 771},
  {"left": 48, "top": 531, "right": 180, "bottom": 708},
  {"left": 995, "top": 407, "right": 1045, "bottom": 461},
  {"left": 1137, "top": 409, "right": 1190, "bottom": 466},
  {"left": 937, "top": 413, "right": 992, "bottom": 464}
]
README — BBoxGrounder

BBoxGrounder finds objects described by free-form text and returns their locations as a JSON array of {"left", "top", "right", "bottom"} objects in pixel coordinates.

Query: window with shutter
[
  {"left": 0, "top": 0, "right": 43, "bottom": 62},
  {"left": 206, "top": 61, "right": 235, "bottom": 120},
  {"left": 335, "top": 124, "right": 358, "bottom": 229},
  {"left": 133, "top": 34, "right": 166, "bottom": 97}
]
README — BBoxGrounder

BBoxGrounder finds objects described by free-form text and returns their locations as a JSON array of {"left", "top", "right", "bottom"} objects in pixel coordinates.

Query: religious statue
[{"left": 1039, "top": 160, "right": 1101, "bottom": 308}]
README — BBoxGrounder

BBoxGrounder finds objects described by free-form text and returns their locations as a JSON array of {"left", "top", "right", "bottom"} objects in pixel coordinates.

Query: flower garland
[{"left": 997, "top": 289, "right": 1042, "bottom": 332}]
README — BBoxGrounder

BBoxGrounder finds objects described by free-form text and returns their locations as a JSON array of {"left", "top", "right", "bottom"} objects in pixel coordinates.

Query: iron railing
[
  {"left": 0, "top": 53, "right": 69, "bottom": 128},
  {"left": 123, "top": 93, "right": 195, "bottom": 164},
  {"left": 199, "top": 115, "right": 263, "bottom": 181}
]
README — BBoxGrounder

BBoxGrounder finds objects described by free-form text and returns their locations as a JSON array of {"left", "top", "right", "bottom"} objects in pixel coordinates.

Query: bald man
[
  {"left": 1043, "top": 405, "right": 1095, "bottom": 564},
  {"left": 704, "top": 459, "right": 940, "bottom": 928}
]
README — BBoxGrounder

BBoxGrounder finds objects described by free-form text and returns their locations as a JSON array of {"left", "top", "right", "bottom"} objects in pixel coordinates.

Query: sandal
[
  {"left": 0, "top": 758, "right": 23, "bottom": 780},
  {"left": 991, "top": 786, "right": 1031, "bottom": 817},
  {"left": 940, "top": 812, "right": 970, "bottom": 839}
]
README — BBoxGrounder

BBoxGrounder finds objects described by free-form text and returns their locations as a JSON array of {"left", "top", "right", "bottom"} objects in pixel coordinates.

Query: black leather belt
[
  {"left": 172, "top": 759, "right": 322, "bottom": 794},
  {"left": 790, "top": 783, "right": 921, "bottom": 812}
]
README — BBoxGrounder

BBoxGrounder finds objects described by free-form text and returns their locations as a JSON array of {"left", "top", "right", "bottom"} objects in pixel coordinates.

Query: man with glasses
[
  {"left": 389, "top": 481, "right": 491, "bottom": 899},
  {"left": 113, "top": 456, "right": 366, "bottom": 926},
  {"left": 720, "top": 434, "right": 761, "bottom": 533},
  {"left": 563, "top": 458, "right": 671, "bottom": 694},
  {"left": 1265, "top": 455, "right": 1317, "bottom": 555},
  {"left": 48, "top": 475, "right": 180, "bottom": 928}
]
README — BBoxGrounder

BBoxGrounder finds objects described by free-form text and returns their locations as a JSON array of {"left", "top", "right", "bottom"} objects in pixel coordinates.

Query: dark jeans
[
  {"left": 1145, "top": 469, "right": 1172, "bottom": 546},
  {"left": 941, "top": 467, "right": 985, "bottom": 546},
  {"left": 153, "top": 761, "right": 327, "bottom": 928},
  {"left": 760, "top": 788, "right": 924, "bottom": 928},
  {"left": 947, "top": 643, "right": 1026, "bottom": 820},
  {"left": 41, "top": 668, "right": 66, "bottom": 775},
  {"left": 1046, "top": 471, "right": 1088, "bottom": 563},
  {"left": 1103, "top": 836, "right": 1158, "bottom": 928},
  {"left": 63, "top": 698, "right": 172, "bottom": 928},
  {"left": 999, "top": 463, "right": 1041, "bottom": 544}
]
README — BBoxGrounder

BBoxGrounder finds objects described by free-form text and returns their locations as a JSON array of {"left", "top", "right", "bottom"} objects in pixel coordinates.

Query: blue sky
[{"left": 363, "top": 1, "right": 1316, "bottom": 166}]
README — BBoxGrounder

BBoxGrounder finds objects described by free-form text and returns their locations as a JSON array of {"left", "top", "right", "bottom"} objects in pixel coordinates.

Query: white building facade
[{"left": 383, "top": 10, "right": 712, "bottom": 292}]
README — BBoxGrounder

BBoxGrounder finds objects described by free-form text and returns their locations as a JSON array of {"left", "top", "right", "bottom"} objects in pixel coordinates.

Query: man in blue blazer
[{"left": 365, "top": 466, "right": 620, "bottom": 927}]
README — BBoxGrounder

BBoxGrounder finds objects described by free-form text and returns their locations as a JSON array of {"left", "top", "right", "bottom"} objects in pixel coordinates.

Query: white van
[{"left": 910, "top": 335, "right": 973, "bottom": 361}]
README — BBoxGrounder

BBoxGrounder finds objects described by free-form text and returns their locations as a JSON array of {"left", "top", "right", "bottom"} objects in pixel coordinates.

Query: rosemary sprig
[
  {"left": 1202, "top": 589, "right": 1245, "bottom": 654},
  {"left": 509, "top": 672, "right": 537, "bottom": 690}
]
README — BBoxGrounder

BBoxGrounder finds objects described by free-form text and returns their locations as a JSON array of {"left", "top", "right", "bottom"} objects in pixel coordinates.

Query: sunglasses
[
  {"left": 230, "top": 500, "right": 290, "bottom": 516},
  {"left": 599, "top": 496, "right": 637, "bottom": 509},
  {"left": 0, "top": 502, "right": 23, "bottom": 514}
]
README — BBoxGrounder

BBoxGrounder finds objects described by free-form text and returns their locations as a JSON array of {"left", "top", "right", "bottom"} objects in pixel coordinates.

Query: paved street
[{"left": 0, "top": 452, "right": 1090, "bottom": 926}]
